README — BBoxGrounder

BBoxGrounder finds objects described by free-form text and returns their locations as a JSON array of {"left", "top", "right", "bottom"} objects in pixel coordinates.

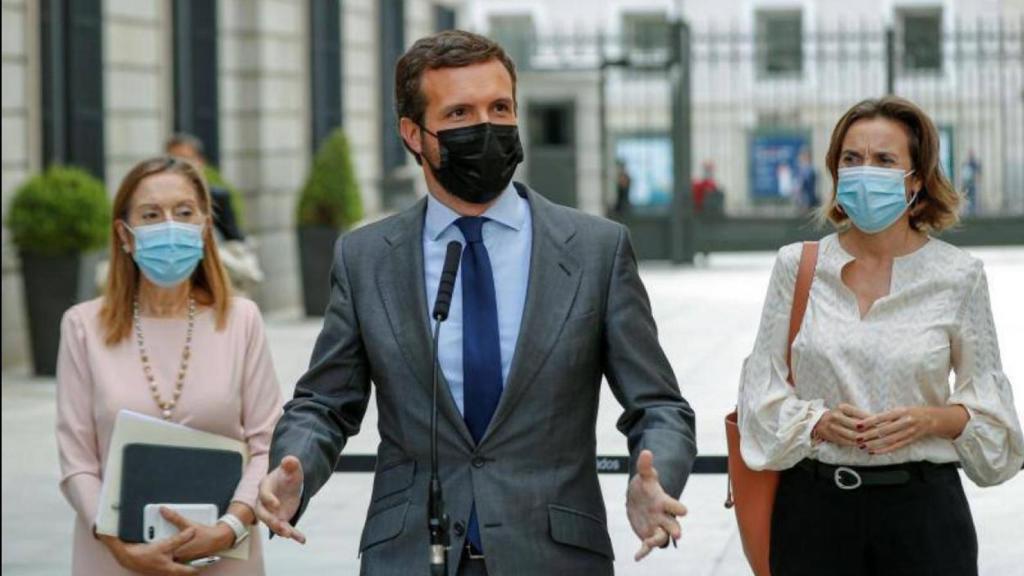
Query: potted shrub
[
  {"left": 7, "top": 166, "right": 110, "bottom": 375},
  {"left": 296, "top": 129, "right": 363, "bottom": 316}
]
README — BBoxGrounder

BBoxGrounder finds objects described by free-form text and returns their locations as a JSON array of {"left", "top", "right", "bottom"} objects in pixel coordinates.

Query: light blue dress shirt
[{"left": 423, "top": 184, "right": 533, "bottom": 415}]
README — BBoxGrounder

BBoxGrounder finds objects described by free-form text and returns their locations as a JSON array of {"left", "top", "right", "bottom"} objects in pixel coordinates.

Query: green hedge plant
[
  {"left": 296, "top": 128, "right": 363, "bottom": 228},
  {"left": 7, "top": 166, "right": 110, "bottom": 257}
]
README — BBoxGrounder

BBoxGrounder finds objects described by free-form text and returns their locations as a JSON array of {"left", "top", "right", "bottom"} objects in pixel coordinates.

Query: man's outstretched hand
[
  {"left": 626, "top": 449, "right": 687, "bottom": 561},
  {"left": 255, "top": 455, "right": 307, "bottom": 544}
]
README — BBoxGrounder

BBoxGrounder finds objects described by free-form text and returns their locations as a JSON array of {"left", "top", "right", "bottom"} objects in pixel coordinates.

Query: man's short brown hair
[{"left": 395, "top": 30, "right": 518, "bottom": 155}]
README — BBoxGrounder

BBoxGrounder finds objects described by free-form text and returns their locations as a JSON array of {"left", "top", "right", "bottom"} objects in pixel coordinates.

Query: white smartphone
[
  {"left": 142, "top": 503, "right": 218, "bottom": 543},
  {"left": 188, "top": 556, "right": 222, "bottom": 568}
]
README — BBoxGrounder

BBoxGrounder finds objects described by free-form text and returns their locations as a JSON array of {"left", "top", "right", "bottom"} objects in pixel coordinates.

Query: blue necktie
[{"left": 455, "top": 216, "right": 503, "bottom": 553}]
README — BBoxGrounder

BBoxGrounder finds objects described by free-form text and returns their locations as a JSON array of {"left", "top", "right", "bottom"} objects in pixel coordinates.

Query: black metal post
[
  {"left": 597, "top": 31, "right": 609, "bottom": 215},
  {"left": 40, "top": 0, "right": 65, "bottom": 167},
  {"left": 885, "top": 25, "right": 896, "bottom": 94},
  {"left": 670, "top": 19, "right": 694, "bottom": 264}
]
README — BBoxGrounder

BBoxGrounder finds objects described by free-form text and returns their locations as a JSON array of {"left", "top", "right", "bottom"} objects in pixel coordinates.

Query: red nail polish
[
  {"left": 859, "top": 444, "right": 866, "bottom": 450},
  {"left": 856, "top": 424, "right": 863, "bottom": 430}
]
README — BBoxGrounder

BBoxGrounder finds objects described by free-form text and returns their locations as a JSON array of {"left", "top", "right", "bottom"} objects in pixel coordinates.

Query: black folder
[{"left": 118, "top": 443, "right": 243, "bottom": 542}]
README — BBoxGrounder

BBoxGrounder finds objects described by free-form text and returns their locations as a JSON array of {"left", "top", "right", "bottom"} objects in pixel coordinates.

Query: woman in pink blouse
[{"left": 56, "top": 156, "right": 283, "bottom": 575}]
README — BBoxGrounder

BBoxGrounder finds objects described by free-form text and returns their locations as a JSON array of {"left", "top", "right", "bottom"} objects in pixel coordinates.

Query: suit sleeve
[
  {"left": 269, "top": 235, "right": 372, "bottom": 524},
  {"left": 602, "top": 226, "right": 697, "bottom": 497}
]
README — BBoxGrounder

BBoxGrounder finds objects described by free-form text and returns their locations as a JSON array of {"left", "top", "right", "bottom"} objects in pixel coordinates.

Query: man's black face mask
[{"left": 419, "top": 122, "right": 524, "bottom": 205}]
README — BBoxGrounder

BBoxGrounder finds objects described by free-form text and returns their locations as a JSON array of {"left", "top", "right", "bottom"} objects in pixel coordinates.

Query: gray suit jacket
[{"left": 270, "top": 183, "right": 697, "bottom": 575}]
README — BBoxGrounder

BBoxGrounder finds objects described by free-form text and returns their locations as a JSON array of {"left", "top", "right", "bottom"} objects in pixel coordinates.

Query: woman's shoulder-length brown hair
[
  {"left": 821, "top": 95, "right": 961, "bottom": 232},
  {"left": 100, "top": 156, "right": 233, "bottom": 346}
]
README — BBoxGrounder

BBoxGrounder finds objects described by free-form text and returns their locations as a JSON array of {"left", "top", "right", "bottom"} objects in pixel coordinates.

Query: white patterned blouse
[{"left": 738, "top": 233, "right": 1024, "bottom": 486}]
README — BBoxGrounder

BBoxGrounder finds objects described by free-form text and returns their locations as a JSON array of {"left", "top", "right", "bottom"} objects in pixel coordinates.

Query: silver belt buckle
[
  {"left": 834, "top": 466, "right": 863, "bottom": 490},
  {"left": 465, "top": 544, "right": 486, "bottom": 560}
]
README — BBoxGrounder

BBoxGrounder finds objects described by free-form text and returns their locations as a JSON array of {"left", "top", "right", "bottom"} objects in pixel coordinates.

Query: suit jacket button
[
  {"left": 453, "top": 521, "right": 466, "bottom": 537},
  {"left": 472, "top": 457, "right": 485, "bottom": 468}
]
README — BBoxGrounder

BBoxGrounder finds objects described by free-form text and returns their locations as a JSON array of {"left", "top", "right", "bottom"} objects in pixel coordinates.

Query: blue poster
[
  {"left": 750, "top": 133, "right": 809, "bottom": 199},
  {"left": 615, "top": 136, "right": 673, "bottom": 208}
]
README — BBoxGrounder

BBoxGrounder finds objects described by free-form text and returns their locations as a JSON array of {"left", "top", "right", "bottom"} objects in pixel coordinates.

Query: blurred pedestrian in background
[
  {"left": 613, "top": 157, "right": 631, "bottom": 216},
  {"left": 165, "top": 134, "right": 264, "bottom": 296},
  {"left": 961, "top": 149, "right": 982, "bottom": 216},
  {"left": 691, "top": 159, "right": 715, "bottom": 212},
  {"left": 692, "top": 160, "right": 723, "bottom": 216},
  {"left": 794, "top": 147, "right": 819, "bottom": 211}
]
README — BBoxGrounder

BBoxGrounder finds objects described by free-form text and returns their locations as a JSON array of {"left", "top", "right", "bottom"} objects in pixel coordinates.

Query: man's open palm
[{"left": 626, "top": 449, "right": 687, "bottom": 561}]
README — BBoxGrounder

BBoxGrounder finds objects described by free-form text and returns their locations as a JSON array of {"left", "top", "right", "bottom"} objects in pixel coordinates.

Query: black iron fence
[
  {"left": 334, "top": 455, "right": 729, "bottom": 474},
  {"left": 504, "top": 17, "right": 1024, "bottom": 224},
  {"left": 690, "top": 17, "right": 1023, "bottom": 218}
]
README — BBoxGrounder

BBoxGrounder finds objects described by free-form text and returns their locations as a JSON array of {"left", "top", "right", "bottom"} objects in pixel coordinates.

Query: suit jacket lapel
[
  {"left": 376, "top": 199, "right": 475, "bottom": 448},
  {"left": 481, "top": 185, "right": 583, "bottom": 444}
]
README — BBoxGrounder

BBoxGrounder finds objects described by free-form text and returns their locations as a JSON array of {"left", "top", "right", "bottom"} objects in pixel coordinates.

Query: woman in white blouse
[{"left": 738, "top": 96, "right": 1023, "bottom": 576}]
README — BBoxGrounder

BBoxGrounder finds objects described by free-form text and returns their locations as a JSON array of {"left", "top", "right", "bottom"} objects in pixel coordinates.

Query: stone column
[
  {"left": 2, "top": 0, "right": 39, "bottom": 368},
  {"left": 219, "top": 0, "right": 307, "bottom": 312}
]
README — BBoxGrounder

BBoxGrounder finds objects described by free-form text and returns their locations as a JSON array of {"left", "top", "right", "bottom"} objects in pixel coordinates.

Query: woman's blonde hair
[
  {"left": 100, "top": 156, "right": 232, "bottom": 345},
  {"left": 821, "top": 96, "right": 961, "bottom": 232}
]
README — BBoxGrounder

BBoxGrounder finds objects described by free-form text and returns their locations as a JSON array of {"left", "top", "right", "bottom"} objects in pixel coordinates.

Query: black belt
[{"left": 795, "top": 459, "right": 956, "bottom": 490}]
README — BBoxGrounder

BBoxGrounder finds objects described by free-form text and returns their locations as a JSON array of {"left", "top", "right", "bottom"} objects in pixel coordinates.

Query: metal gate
[{"left": 512, "top": 16, "right": 1024, "bottom": 262}]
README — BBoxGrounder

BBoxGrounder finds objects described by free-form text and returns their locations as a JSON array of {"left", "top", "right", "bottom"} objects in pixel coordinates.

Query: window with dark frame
[
  {"left": 173, "top": 0, "right": 221, "bottom": 167},
  {"left": 899, "top": 9, "right": 943, "bottom": 73},
  {"left": 310, "top": 0, "right": 343, "bottom": 153},
  {"left": 435, "top": 5, "right": 456, "bottom": 32},
  {"left": 488, "top": 14, "right": 534, "bottom": 71},
  {"left": 755, "top": 9, "right": 803, "bottom": 78},
  {"left": 40, "top": 0, "right": 106, "bottom": 181},
  {"left": 622, "top": 11, "right": 670, "bottom": 54}
]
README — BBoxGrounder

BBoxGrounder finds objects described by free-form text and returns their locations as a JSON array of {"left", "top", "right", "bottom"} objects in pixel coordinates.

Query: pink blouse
[{"left": 56, "top": 297, "right": 283, "bottom": 575}]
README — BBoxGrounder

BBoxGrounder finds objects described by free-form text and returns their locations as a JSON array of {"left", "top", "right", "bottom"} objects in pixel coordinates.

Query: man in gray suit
[{"left": 256, "top": 30, "right": 697, "bottom": 575}]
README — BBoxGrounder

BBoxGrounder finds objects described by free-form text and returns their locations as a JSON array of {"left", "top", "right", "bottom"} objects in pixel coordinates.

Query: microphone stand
[
  {"left": 428, "top": 316, "right": 450, "bottom": 575},
  {"left": 428, "top": 240, "right": 459, "bottom": 576}
]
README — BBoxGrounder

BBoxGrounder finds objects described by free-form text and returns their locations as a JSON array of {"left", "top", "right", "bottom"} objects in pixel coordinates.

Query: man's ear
[{"left": 399, "top": 117, "right": 423, "bottom": 165}]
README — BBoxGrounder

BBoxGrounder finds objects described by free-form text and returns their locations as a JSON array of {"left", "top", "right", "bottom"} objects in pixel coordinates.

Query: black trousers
[{"left": 770, "top": 461, "right": 978, "bottom": 576}]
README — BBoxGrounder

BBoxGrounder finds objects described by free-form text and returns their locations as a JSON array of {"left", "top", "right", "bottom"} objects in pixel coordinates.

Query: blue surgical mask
[
  {"left": 836, "top": 166, "right": 917, "bottom": 234},
  {"left": 127, "top": 221, "right": 205, "bottom": 287}
]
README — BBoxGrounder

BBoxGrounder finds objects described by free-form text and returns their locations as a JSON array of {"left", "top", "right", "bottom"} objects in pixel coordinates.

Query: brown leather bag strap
[{"left": 785, "top": 241, "right": 819, "bottom": 386}]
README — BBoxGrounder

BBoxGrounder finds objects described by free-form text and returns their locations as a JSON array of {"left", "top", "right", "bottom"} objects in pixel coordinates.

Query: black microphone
[
  {"left": 429, "top": 241, "right": 461, "bottom": 575},
  {"left": 433, "top": 241, "right": 462, "bottom": 321}
]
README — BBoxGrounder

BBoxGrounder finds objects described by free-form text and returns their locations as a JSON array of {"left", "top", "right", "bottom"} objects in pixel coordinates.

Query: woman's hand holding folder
[
  {"left": 158, "top": 506, "right": 236, "bottom": 562},
  {"left": 98, "top": 527, "right": 199, "bottom": 575}
]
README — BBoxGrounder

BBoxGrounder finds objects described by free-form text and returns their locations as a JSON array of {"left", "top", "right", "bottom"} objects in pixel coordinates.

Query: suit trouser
[{"left": 770, "top": 460, "right": 978, "bottom": 576}]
